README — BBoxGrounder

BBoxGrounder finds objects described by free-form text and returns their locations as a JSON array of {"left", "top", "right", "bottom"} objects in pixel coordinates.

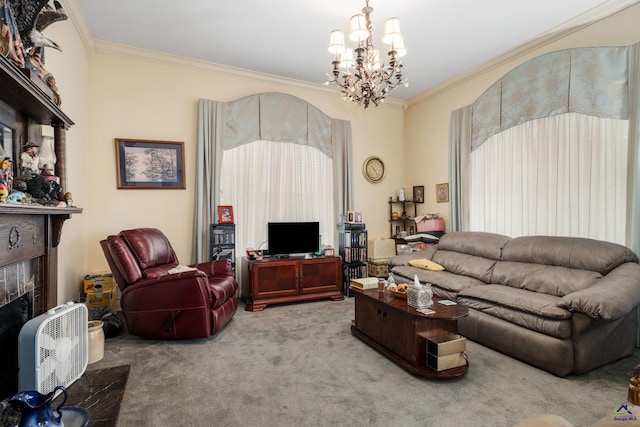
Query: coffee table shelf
[{"left": 351, "top": 288, "right": 469, "bottom": 379}]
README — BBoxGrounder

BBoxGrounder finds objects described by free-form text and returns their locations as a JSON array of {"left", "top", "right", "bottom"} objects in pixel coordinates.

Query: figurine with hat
[{"left": 20, "top": 141, "right": 40, "bottom": 176}]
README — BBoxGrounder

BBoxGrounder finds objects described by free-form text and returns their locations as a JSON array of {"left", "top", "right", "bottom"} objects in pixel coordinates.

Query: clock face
[{"left": 363, "top": 156, "right": 385, "bottom": 183}]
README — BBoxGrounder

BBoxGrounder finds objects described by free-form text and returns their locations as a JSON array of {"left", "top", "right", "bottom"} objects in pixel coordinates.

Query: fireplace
[
  {"left": 0, "top": 258, "right": 43, "bottom": 398},
  {"left": 0, "top": 210, "right": 79, "bottom": 399}
]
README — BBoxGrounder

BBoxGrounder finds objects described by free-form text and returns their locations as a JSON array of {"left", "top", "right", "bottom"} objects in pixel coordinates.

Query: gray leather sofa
[{"left": 389, "top": 232, "right": 640, "bottom": 376}]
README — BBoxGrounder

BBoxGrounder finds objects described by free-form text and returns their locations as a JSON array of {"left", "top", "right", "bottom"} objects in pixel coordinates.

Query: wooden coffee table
[{"left": 351, "top": 288, "right": 469, "bottom": 379}]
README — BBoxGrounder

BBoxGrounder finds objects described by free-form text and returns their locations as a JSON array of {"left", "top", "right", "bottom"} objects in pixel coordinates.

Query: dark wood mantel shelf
[{"left": 0, "top": 205, "right": 82, "bottom": 248}]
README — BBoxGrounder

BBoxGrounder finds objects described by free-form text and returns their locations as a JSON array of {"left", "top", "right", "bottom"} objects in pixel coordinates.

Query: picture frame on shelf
[
  {"left": 347, "top": 210, "right": 363, "bottom": 223},
  {"left": 218, "top": 206, "right": 234, "bottom": 224},
  {"left": 115, "top": 138, "right": 185, "bottom": 189},
  {"left": 436, "top": 183, "right": 449, "bottom": 203},
  {"left": 413, "top": 185, "right": 424, "bottom": 203}
]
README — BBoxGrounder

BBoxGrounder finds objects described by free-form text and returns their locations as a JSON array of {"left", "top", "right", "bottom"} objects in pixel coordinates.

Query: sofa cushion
[
  {"left": 409, "top": 259, "right": 444, "bottom": 271},
  {"left": 391, "top": 265, "right": 485, "bottom": 296},
  {"left": 432, "top": 250, "right": 497, "bottom": 283},
  {"left": 491, "top": 261, "right": 602, "bottom": 297},
  {"left": 437, "top": 231, "right": 511, "bottom": 260},
  {"left": 458, "top": 285, "right": 571, "bottom": 339},
  {"left": 388, "top": 246, "right": 437, "bottom": 267},
  {"left": 501, "top": 236, "right": 638, "bottom": 274}
]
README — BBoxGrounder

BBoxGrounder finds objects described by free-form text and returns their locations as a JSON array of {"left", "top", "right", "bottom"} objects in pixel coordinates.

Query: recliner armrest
[
  {"left": 120, "top": 271, "right": 212, "bottom": 310},
  {"left": 191, "top": 259, "right": 233, "bottom": 277}
]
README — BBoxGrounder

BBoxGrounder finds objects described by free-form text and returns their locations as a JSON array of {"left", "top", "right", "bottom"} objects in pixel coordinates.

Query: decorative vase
[
  {"left": 9, "top": 386, "right": 66, "bottom": 427},
  {"left": 38, "top": 136, "right": 56, "bottom": 173}
]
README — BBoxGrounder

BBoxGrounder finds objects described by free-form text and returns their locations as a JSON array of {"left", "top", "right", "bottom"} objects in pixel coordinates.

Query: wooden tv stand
[{"left": 246, "top": 256, "right": 344, "bottom": 311}]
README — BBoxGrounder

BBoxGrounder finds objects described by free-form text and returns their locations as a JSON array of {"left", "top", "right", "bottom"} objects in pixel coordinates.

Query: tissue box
[
  {"left": 368, "top": 238, "right": 396, "bottom": 261},
  {"left": 407, "top": 285, "right": 433, "bottom": 308}
]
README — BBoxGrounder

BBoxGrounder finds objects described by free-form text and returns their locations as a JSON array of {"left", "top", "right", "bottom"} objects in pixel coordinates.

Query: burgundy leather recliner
[{"left": 100, "top": 228, "right": 238, "bottom": 339}]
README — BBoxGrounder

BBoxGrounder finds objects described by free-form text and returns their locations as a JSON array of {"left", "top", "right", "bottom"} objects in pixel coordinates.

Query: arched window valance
[
  {"left": 471, "top": 46, "right": 629, "bottom": 150},
  {"left": 224, "top": 93, "right": 332, "bottom": 157}
]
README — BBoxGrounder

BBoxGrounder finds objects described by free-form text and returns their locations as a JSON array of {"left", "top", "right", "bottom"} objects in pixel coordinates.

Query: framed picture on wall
[
  {"left": 413, "top": 185, "right": 424, "bottom": 203},
  {"left": 218, "top": 206, "right": 234, "bottom": 224},
  {"left": 115, "top": 139, "right": 185, "bottom": 189},
  {"left": 436, "top": 183, "right": 449, "bottom": 203}
]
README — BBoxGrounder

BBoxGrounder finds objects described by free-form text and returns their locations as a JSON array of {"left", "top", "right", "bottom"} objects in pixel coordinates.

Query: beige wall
[
  {"left": 404, "top": 3, "right": 640, "bottom": 231},
  {"left": 39, "top": 2, "right": 640, "bottom": 304},
  {"left": 42, "top": 40, "right": 404, "bottom": 301}
]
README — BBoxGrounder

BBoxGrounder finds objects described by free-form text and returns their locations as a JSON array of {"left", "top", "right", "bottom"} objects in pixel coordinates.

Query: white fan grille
[
  {"left": 19, "top": 302, "right": 89, "bottom": 395},
  {"left": 38, "top": 306, "right": 88, "bottom": 394}
]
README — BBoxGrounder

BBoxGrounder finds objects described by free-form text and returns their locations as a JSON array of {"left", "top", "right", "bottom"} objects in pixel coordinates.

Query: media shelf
[
  {"left": 337, "top": 222, "right": 368, "bottom": 297},
  {"left": 389, "top": 198, "right": 417, "bottom": 239},
  {"left": 211, "top": 224, "right": 236, "bottom": 277}
]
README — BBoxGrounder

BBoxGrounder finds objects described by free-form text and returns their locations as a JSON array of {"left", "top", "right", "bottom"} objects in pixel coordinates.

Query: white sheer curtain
[
  {"left": 219, "top": 140, "right": 335, "bottom": 255},
  {"left": 470, "top": 113, "right": 629, "bottom": 242}
]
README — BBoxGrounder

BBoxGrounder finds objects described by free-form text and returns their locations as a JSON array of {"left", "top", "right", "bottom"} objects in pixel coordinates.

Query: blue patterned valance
[
  {"left": 224, "top": 92, "right": 333, "bottom": 157},
  {"left": 471, "top": 46, "right": 629, "bottom": 150}
]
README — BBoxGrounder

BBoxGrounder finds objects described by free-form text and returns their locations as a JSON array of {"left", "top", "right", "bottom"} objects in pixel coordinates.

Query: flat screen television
[{"left": 268, "top": 222, "right": 319, "bottom": 256}]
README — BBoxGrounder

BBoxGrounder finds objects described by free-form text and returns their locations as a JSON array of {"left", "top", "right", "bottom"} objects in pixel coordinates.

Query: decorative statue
[
  {"left": 630, "top": 364, "right": 640, "bottom": 406},
  {"left": 1, "top": 157, "right": 12, "bottom": 192},
  {"left": 20, "top": 141, "right": 39, "bottom": 175},
  {"left": 4, "top": 0, "right": 67, "bottom": 104}
]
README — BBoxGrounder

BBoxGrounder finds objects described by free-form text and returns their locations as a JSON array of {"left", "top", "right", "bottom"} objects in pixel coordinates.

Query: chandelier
[{"left": 325, "top": 0, "right": 408, "bottom": 109}]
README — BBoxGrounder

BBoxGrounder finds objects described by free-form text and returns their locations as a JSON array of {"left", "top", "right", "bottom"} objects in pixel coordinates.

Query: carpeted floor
[{"left": 88, "top": 298, "right": 639, "bottom": 427}]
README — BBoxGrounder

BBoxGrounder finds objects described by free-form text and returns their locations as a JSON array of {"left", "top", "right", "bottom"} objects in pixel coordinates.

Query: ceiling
[{"left": 74, "top": 0, "right": 630, "bottom": 100}]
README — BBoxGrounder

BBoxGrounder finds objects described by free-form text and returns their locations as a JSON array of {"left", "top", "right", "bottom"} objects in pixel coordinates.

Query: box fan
[{"left": 18, "top": 302, "right": 89, "bottom": 395}]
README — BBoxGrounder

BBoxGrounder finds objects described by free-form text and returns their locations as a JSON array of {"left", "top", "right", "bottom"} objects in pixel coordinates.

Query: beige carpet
[{"left": 89, "top": 298, "right": 638, "bottom": 427}]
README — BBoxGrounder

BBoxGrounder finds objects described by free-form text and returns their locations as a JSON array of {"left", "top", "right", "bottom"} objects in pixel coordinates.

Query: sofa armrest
[
  {"left": 191, "top": 259, "right": 233, "bottom": 277},
  {"left": 120, "top": 271, "right": 211, "bottom": 310},
  {"left": 559, "top": 262, "right": 640, "bottom": 321}
]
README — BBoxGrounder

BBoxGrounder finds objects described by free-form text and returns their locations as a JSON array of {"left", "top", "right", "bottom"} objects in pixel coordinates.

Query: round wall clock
[{"left": 363, "top": 156, "right": 385, "bottom": 183}]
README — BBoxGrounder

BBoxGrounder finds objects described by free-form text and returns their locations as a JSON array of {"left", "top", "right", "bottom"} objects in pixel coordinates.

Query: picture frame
[
  {"left": 436, "top": 183, "right": 449, "bottom": 203},
  {"left": 218, "top": 205, "right": 234, "bottom": 224},
  {"left": 413, "top": 185, "right": 424, "bottom": 203},
  {"left": 115, "top": 139, "right": 185, "bottom": 189}
]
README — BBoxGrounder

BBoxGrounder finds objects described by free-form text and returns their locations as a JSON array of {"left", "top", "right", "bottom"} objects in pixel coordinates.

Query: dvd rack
[
  {"left": 337, "top": 222, "right": 368, "bottom": 297},
  {"left": 211, "top": 224, "right": 236, "bottom": 277}
]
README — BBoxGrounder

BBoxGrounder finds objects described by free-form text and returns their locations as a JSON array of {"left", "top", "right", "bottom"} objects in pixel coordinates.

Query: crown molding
[
  {"left": 63, "top": 0, "right": 403, "bottom": 110},
  {"left": 91, "top": 40, "right": 403, "bottom": 110},
  {"left": 406, "top": 0, "right": 640, "bottom": 107},
  {"left": 64, "top": 0, "right": 95, "bottom": 52}
]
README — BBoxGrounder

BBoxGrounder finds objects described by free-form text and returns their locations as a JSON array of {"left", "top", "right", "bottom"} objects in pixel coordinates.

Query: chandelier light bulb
[
  {"left": 339, "top": 48, "right": 355, "bottom": 68},
  {"left": 326, "top": 1, "right": 408, "bottom": 109},
  {"left": 382, "top": 18, "right": 402, "bottom": 44},
  {"left": 328, "top": 30, "right": 346, "bottom": 55},
  {"left": 349, "top": 14, "right": 369, "bottom": 42},
  {"left": 394, "top": 38, "right": 407, "bottom": 58}
]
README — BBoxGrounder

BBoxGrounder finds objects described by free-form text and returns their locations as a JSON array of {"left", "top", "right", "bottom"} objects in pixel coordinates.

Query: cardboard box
[
  {"left": 427, "top": 334, "right": 467, "bottom": 356},
  {"left": 427, "top": 352, "right": 467, "bottom": 371},
  {"left": 85, "top": 289, "right": 116, "bottom": 320},
  {"left": 84, "top": 271, "right": 115, "bottom": 293},
  {"left": 368, "top": 238, "right": 396, "bottom": 260}
]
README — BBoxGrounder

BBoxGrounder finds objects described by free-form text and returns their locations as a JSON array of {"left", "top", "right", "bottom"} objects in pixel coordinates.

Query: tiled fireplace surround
[{"left": 0, "top": 260, "right": 42, "bottom": 398}]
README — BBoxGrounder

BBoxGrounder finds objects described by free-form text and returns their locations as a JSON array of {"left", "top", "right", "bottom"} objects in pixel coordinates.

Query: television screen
[{"left": 268, "top": 222, "right": 319, "bottom": 256}]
